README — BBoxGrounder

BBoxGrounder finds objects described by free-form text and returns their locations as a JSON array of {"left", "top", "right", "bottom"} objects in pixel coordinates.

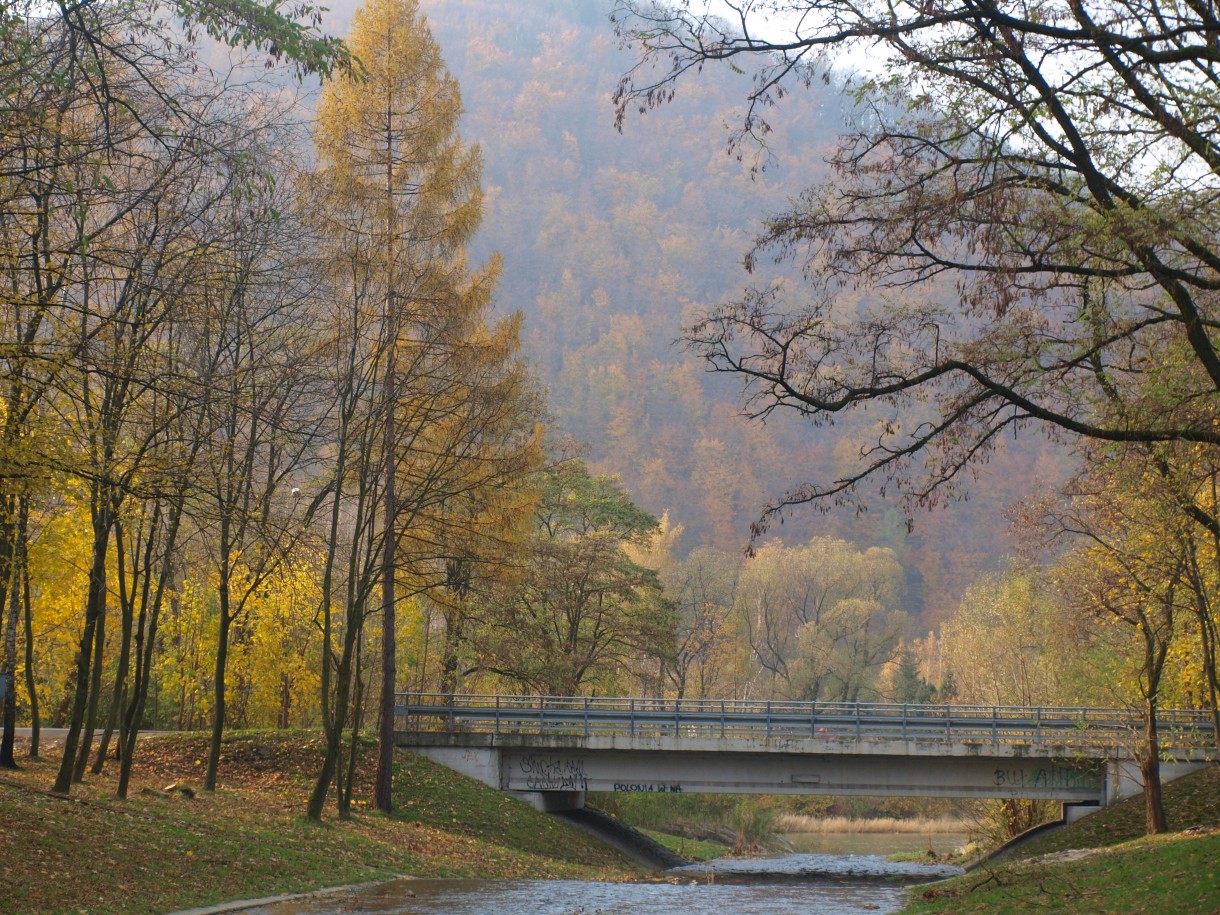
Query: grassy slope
[
  {"left": 903, "top": 765, "right": 1220, "bottom": 914},
  {"left": 637, "top": 827, "right": 728, "bottom": 862},
  {"left": 0, "top": 733, "right": 638, "bottom": 915}
]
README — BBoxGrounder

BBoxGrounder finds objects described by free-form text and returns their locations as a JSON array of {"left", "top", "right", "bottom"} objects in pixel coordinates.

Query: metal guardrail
[{"left": 396, "top": 692, "right": 1218, "bottom": 757}]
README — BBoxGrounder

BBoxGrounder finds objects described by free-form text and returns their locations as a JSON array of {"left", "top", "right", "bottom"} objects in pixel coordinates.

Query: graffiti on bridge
[
  {"left": 520, "top": 755, "right": 589, "bottom": 791},
  {"left": 993, "top": 765, "right": 1100, "bottom": 794}
]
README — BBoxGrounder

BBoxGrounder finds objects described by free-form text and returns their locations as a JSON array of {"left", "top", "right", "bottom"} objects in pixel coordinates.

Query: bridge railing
[{"left": 395, "top": 692, "right": 1217, "bottom": 757}]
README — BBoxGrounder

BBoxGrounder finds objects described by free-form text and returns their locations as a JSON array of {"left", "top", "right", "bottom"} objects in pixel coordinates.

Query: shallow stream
[{"left": 248, "top": 852, "right": 964, "bottom": 914}]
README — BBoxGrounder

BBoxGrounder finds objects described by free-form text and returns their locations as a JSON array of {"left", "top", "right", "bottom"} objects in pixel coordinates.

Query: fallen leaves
[{"left": 4, "top": 732, "right": 640, "bottom": 914}]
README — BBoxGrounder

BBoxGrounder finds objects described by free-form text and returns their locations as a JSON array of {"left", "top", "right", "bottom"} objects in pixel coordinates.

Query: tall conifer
[{"left": 308, "top": 0, "right": 529, "bottom": 816}]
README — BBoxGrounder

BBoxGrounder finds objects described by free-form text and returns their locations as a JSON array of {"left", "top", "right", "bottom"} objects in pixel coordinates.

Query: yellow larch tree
[{"left": 306, "top": 0, "right": 536, "bottom": 818}]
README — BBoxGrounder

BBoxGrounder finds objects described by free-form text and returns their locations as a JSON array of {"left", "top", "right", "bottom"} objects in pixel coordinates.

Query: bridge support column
[
  {"left": 407, "top": 744, "right": 586, "bottom": 812},
  {"left": 413, "top": 745, "right": 504, "bottom": 790},
  {"left": 1106, "top": 759, "right": 1208, "bottom": 806},
  {"left": 1063, "top": 801, "right": 1102, "bottom": 824}
]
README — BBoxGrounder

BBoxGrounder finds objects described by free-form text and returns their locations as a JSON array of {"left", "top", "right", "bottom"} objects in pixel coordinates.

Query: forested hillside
[
  {"left": 8, "top": 0, "right": 1217, "bottom": 846},
  {"left": 305, "top": 0, "right": 1070, "bottom": 623}
]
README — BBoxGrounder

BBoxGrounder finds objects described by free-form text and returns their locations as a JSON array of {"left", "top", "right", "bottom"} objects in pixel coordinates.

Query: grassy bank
[
  {"left": 776, "top": 814, "right": 969, "bottom": 834},
  {"left": 637, "top": 827, "right": 728, "bottom": 861},
  {"left": 903, "top": 765, "right": 1220, "bottom": 914},
  {"left": 592, "top": 789, "right": 964, "bottom": 854},
  {"left": 0, "top": 733, "right": 639, "bottom": 915}
]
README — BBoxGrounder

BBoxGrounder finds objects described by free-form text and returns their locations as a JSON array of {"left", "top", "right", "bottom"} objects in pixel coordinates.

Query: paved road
[{"left": 10, "top": 727, "right": 69, "bottom": 747}]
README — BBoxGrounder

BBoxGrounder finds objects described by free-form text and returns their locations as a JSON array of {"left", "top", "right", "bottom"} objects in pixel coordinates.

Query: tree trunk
[
  {"left": 75, "top": 493, "right": 120, "bottom": 780},
  {"left": 375, "top": 346, "right": 398, "bottom": 815},
  {"left": 311, "top": 592, "right": 361, "bottom": 820},
  {"left": 439, "top": 615, "right": 461, "bottom": 696},
  {"left": 72, "top": 599, "right": 107, "bottom": 782},
  {"left": 309, "top": 424, "right": 356, "bottom": 822},
  {"left": 308, "top": 734, "right": 340, "bottom": 822},
  {"left": 23, "top": 552, "right": 39, "bottom": 759},
  {"left": 340, "top": 628, "right": 366, "bottom": 820},
  {"left": 1140, "top": 697, "right": 1168, "bottom": 834},
  {"left": 1196, "top": 605, "right": 1220, "bottom": 750},
  {"left": 95, "top": 520, "right": 137, "bottom": 775},
  {"left": 0, "top": 560, "right": 19, "bottom": 769},
  {"left": 206, "top": 599, "right": 232, "bottom": 792},
  {"left": 0, "top": 495, "right": 18, "bottom": 769},
  {"left": 91, "top": 685, "right": 122, "bottom": 775},
  {"left": 53, "top": 502, "right": 111, "bottom": 794},
  {"left": 374, "top": 82, "right": 401, "bottom": 813},
  {"left": 118, "top": 541, "right": 177, "bottom": 800}
]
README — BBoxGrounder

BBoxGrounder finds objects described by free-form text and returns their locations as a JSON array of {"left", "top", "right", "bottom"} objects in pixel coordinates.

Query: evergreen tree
[{"left": 892, "top": 649, "right": 936, "bottom": 705}]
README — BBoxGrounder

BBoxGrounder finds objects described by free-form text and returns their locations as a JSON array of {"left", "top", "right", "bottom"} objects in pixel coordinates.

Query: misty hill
[{"left": 319, "top": 0, "right": 1074, "bottom": 622}]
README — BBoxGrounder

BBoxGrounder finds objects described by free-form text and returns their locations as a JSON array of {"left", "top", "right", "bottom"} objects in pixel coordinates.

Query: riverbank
[
  {"left": 5, "top": 731, "right": 1218, "bottom": 914},
  {"left": 0, "top": 732, "right": 641, "bottom": 914},
  {"left": 902, "top": 764, "right": 1220, "bottom": 913}
]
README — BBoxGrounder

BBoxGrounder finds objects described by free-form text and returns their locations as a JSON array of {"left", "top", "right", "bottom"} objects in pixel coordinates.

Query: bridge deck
[{"left": 397, "top": 693, "right": 1216, "bottom": 761}]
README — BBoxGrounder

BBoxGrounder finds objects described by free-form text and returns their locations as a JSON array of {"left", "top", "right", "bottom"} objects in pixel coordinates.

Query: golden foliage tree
[{"left": 305, "top": 0, "right": 536, "bottom": 818}]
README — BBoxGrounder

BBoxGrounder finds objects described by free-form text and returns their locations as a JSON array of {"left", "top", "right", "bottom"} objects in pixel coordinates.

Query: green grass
[
  {"left": 902, "top": 765, "right": 1220, "bottom": 913},
  {"left": 0, "top": 733, "right": 638, "bottom": 915},
  {"left": 906, "top": 832, "right": 1220, "bottom": 914},
  {"left": 638, "top": 827, "right": 729, "bottom": 861},
  {"left": 1004, "top": 764, "right": 1220, "bottom": 860}
]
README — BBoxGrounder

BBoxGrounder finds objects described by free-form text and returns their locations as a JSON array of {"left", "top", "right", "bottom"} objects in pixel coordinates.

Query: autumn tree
[
  {"left": 796, "top": 596, "right": 908, "bottom": 702},
  {"left": 1036, "top": 459, "right": 1215, "bottom": 834},
  {"left": 191, "top": 134, "right": 324, "bottom": 793},
  {"left": 0, "top": 8, "right": 111, "bottom": 770},
  {"left": 941, "top": 568, "right": 1095, "bottom": 709},
  {"left": 305, "top": 0, "right": 531, "bottom": 817},
  {"left": 476, "top": 459, "right": 674, "bottom": 696},
  {"left": 890, "top": 648, "right": 935, "bottom": 705},
  {"left": 614, "top": 4, "right": 1220, "bottom": 836},
  {"left": 612, "top": 0, "right": 1220, "bottom": 540},
  {"left": 735, "top": 536, "right": 905, "bottom": 699},
  {"left": 0, "top": 0, "right": 348, "bottom": 113},
  {"left": 940, "top": 565, "right": 1098, "bottom": 839},
  {"left": 658, "top": 545, "right": 741, "bottom": 699},
  {"left": 0, "top": 0, "right": 348, "bottom": 786},
  {"left": 42, "top": 51, "right": 297, "bottom": 796},
  {"left": 406, "top": 342, "right": 543, "bottom": 699}
]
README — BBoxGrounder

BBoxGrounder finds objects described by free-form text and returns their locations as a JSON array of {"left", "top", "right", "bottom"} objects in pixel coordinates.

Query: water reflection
[{"left": 249, "top": 855, "right": 962, "bottom": 915}]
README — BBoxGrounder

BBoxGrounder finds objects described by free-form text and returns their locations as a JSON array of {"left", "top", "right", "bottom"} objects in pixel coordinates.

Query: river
[{"left": 247, "top": 849, "right": 964, "bottom": 915}]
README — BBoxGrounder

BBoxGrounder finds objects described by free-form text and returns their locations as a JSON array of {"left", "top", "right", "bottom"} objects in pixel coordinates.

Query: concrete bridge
[{"left": 396, "top": 693, "right": 1217, "bottom": 816}]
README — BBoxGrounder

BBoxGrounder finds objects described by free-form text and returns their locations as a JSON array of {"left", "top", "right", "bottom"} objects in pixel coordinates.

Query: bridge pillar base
[
  {"left": 409, "top": 745, "right": 503, "bottom": 789},
  {"left": 511, "top": 790, "right": 586, "bottom": 813},
  {"left": 1064, "top": 801, "right": 1102, "bottom": 824},
  {"left": 1107, "top": 760, "right": 1208, "bottom": 805}
]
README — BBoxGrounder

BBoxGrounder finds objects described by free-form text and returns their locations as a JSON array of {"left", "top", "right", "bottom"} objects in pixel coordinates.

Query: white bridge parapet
[{"left": 395, "top": 693, "right": 1217, "bottom": 812}]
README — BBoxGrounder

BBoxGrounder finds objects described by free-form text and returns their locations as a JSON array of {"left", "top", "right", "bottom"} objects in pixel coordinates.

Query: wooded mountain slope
[{"left": 324, "top": 0, "right": 1074, "bottom": 622}]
